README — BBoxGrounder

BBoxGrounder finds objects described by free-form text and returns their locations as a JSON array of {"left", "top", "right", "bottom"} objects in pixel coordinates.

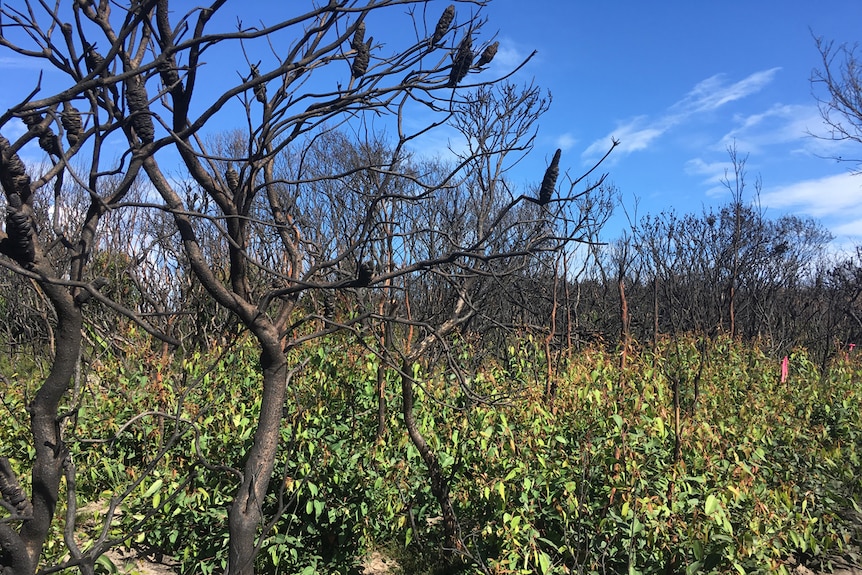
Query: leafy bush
[{"left": 1, "top": 336, "right": 859, "bottom": 574}]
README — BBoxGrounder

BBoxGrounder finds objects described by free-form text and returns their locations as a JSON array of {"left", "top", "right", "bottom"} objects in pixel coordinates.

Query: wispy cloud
[
  {"left": 684, "top": 157, "right": 734, "bottom": 186},
  {"left": 761, "top": 172, "right": 862, "bottom": 217},
  {"left": 583, "top": 68, "right": 781, "bottom": 160},
  {"left": 830, "top": 217, "right": 862, "bottom": 240},
  {"left": 554, "top": 132, "right": 577, "bottom": 151},
  {"left": 761, "top": 172, "right": 862, "bottom": 240},
  {"left": 718, "top": 103, "right": 823, "bottom": 154},
  {"left": 490, "top": 36, "right": 533, "bottom": 72},
  {"left": 673, "top": 69, "right": 781, "bottom": 115}
]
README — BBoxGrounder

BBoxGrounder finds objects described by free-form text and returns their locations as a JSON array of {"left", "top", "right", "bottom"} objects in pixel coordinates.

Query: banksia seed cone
[
  {"left": 22, "top": 113, "right": 60, "bottom": 155},
  {"left": 158, "top": 60, "right": 180, "bottom": 90},
  {"left": 0, "top": 459, "right": 32, "bottom": 516},
  {"left": 351, "top": 21, "right": 366, "bottom": 50},
  {"left": 22, "top": 112, "right": 44, "bottom": 131},
  {"left": 447, "top": 34, "right": 473, "bottom": 88},
  {"left": 476, "top": 41, "right": 498, "bottom": 67},
  {"left": 357, "top": 262, "right": 373, "bottom": 287},
  {"left": 254, "top": 83, "right": 267, "bottom": 103},
  {"left": 84, "top": 43, "right": 107, "bottom": 74},
  {"left": 431, "top": 5, "right": 455, "bottom": 46},
  {"left": 126, "top": 77, "right": 154, "bottom": 144},
  {"left": 5, "top": 193, "right": 36, "bottom": 264},
  {"left": 61, "top": 103, "right": 83, "bottom": 146},
  {"left": 538, "top": 148, "right": 561, "bottom": 206},
  {"left": 323, "top": 293, "right": 336, "bottom": 319},
  {"left": 250, "top": 65, "right": 267, "bottom": 104},
  {"left": 0, "top": 135, "right": 31, "bottom": 198},
  {"left": 38, "top": 132, "right": 61, "bottom": 156},
  {"left": 225, "top": 166, "right": 239, "bottom": 192},
  {"left": 351, "top": 40, "right": 370, "bottom": 78}
]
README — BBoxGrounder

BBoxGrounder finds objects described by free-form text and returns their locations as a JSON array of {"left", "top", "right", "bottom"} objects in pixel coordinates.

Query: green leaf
[
  {"left": 307, "top": 481, "right": 319, "bottom": 497},
  {"left": 537, "top": 551, "right": 551, "bottom": 575},
  {"left": 439, "top": 451, "right": 455, "bottom": 468},
  {"left": 704, "top": 494, "right": 720, "bottom": 516},
  {"left": 96, "top": 554, "right": 119, "bottom": 574},
  {"left": 143, "top": 478, "right": 163, "bottom": 499}
]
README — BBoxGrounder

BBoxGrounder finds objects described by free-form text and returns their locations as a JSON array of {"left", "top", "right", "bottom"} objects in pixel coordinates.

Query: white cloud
[
  {"left": 583, "top": 68, "right": 781, "bottom": 161},
  {"left": 491, "top": 36, "right": 533, "bottom": 72},
  {"left": 718, "top": 103, "right": 822, "bottom": 154},
  {"left": 583, "top": 116, "right": 665, "bottom": 157},
  {"left": 2, "top": 118, "right": 28, "bottom": 140},
  {"left": 761, "top": 172, "right": 862, "bottom": 217},
  {"left": 554, "top": 132, "right": 577, "bottom": 151},
  {"left": 760, "top": 172, "right": 862, "bottom": 241},
  {"left": 673, "top": 69, "right": 781, "bottom": 115},
  {"left": 684, "top": 157, "right": 734, "bottom": 186},
  {"left": 829, "top": 217, "right": 862, "bottom": 239}
]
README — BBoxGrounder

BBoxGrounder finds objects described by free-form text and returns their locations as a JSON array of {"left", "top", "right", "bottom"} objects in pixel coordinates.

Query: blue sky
[
  {"left": 2, "top": 1, "right": 861, "bottom": 251},
  {"left": 481, "top": 0, "right": 862, "bottom": 249}
]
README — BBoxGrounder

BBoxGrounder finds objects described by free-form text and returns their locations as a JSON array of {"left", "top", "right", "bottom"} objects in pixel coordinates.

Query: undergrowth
[{"left": 1, "top": 336, "right": 859, "bottom": 574}]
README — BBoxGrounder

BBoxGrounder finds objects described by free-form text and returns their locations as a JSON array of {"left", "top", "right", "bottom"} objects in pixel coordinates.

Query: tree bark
[
  {"left": 227, "top": 330, "right": 287, "bottom": 575},
  {"left": 400, "top": 361, "right": 460, "bottom": 553},
  {"left": 0, "top": 280, "right": 82, "bottom": 575}
]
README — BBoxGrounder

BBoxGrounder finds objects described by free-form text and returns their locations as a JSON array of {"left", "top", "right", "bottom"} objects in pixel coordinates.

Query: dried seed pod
[
  {"left": 351, "top": 21, "right": 366, "bottom": 50},
  {"left": 323, "top": 292, "right": 337, "bottom": 319},
  {"left": 0, "top": 134, "right": 30, "bottom": 197},
  {"left": 126, "top": 76, "right": 154, "bottom": 144},
  {"left": 0, "top": 136, "right": 26, "bottom": 177},
  {"left": 476, "top": 41, "right": 498, "bottom": 67},
  {"left": 0, "top": 457, "right": 33, "bottom": 516},
  {"left": 38, "top": 132, "right": 61, "bottom": 156},
  {"left": 250, "top": 65, "right": 267, "bottom": 104},
  {"left": 61, "top": 102, "right": 83, "bottom": 146},
  {"left": 5, "top": 193, "right": 36, "bottom": 264},
  {"left": 22, "top": 112, "right": 44, "bottom": 131},
  {"left": 538, "top": 148, "right": 561, "bottom": 206},
  {"left": 447, "top": 34, "right": 473, "bottom": 88},
  {"left": 351, "top": 40, "right": 370, "bottom": 78},
  {"left": 356, "top": 262, "right": 373, "bottom": 287},
  {"left": 431, "top": 5, "right": 455, "bottom": 46},
  {"left": 22, "top": 111, "right": 60, "bottom": 156},
  {"left": 158, "top": 60, "right": 180, "bottom": 91},
  {"left": 84, "top": 43, "right": 107, "bottom": 75},
  {"left": 225, "top": 166, "right": 239, "bottom": 192}
]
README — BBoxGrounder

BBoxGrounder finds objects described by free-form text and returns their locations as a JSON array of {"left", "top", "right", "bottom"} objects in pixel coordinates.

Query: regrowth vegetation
[
  {"left": 0, "top": 1, "right": 613, "bottom": 573},
  {"left": 1, "top": 335, "right": 861, "bottom": 574},
  {"left": 0, "top": 2, "right": 861, "bottom": 575}
]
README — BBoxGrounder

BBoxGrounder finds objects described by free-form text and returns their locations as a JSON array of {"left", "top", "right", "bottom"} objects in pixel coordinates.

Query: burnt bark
[
  {"left": 400, "top": 361, "right": 461, "bottom": 553},
  {"left": 0, "top": 274, "right": 83, "bottom": 575},
  {"left": 227, "top": 331, "right": 288, "bottom": 575}
]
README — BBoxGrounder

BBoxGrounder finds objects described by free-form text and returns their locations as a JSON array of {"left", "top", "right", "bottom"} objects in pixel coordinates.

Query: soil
[
  {"left": 102, "top": 547, "right": 180, "bottom": 575},
  {"left": 361, "top": 550, "right": 400, "bottom": 574}
]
